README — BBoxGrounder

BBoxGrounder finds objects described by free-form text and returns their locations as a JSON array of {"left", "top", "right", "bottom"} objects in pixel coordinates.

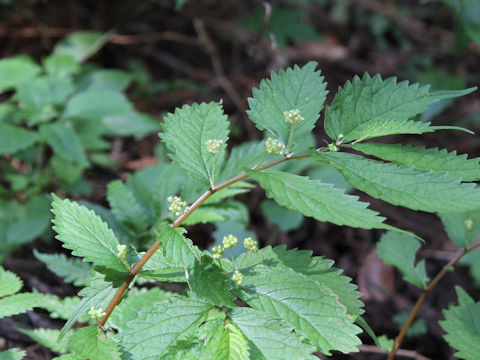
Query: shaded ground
[{"left": 1, "top": 1, "right": 480, "bottom": 359}]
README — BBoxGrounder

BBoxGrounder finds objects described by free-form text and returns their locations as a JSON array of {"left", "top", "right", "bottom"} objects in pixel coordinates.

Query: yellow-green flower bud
[
  {"left": 205, "top": 139, "right": 223, "bottom": 154},
  {"left": 283, "top": 109, "right": 304, "bottom": 125},
  {"left": 168, "top": 196, "right": 188, "bottom": 217},
  {"left": 265, "top": 138, "right": 286, "bottom": 155},
  {"left": 328, "top": 143, "right": 339, "bottom": 152},
  {"left": 88, "top": 306, "right": 106, "bottom": 320},
  {"left": 116, "top": 244, "right": 127, "bottom": 260},
  {"left": 212, "top": 245, "right": 224, "bottom": 260},
  {"left": 223, "top": 234, "right": 238, "bottom": 249},
  {"left": 232, "top": 270, "right": 243, "bottom": 285},
  {"left": 243, "top": 237, "right": 258, "bottom": 252},
  {"left": 465, "top": 219, "right": 474, "bottom": 232}
]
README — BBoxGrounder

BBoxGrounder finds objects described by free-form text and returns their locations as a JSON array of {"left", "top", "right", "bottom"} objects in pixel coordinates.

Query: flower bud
[
  {"left": 283, "top": 109, "right": 304, "bottom": 125},
  {"left": 205, "top": 139, "right": 223, "bottom": 154}
]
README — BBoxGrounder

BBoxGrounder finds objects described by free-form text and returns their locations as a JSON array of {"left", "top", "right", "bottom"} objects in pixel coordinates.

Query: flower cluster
[
  {"left": 243, "top": 237, "right": 258, "bottom": 253},
  {"left": 327, "top": 143, "right": 339, "bottom": 152},
  {"left": 265, "top": 138, "right": 286, "bottom": 155},
  {"left": 212, "top": 245, "right": 224, "bottom": 260},
  {"left": 223, "top": 234, "right": 238, "bottom": 248},
  {"left": 116, "top": 244, "right": 127, "bottom": 260},
  {"left": 232, "top": 270, "right": 243, "bottom": 285},
  {"left": 283, "top": 109, "right": 304, "bottom": 125},
  {"left": 167, "top": 196, "right": 188, "bottom": 217},
  {"left": 205, "top": 139, "right": 223, "bottom": 154},
  {"left": 88, "top": 306, "right": 106, "bottom": 320}
]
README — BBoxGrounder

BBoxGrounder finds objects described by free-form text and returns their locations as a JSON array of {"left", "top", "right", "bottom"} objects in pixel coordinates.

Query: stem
[
  {"left": 230, "top": 248, "right": 235, "bottom": 262},
  {"left": 387, "top": 241, "right": 480, "bottom": 360},
  {"left": 286, "top": 124, "right": 295, "bottom": 154},
  {"left": 210, "top": 154, "right": 216, "bottom": 188},
  {"left": 98, "top": 152, "right": 312, "bottom": 327}
]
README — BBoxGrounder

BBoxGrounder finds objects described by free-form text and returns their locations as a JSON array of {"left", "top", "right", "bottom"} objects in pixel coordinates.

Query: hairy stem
[
  {"left": 387, "top": 240, "right": 480, "bottom": 360},
  {"left": 98, "top": 152, "right": 312, "bottom": 327}
]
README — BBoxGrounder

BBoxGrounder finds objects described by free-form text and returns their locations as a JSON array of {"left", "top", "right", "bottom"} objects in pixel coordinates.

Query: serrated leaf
[
  {"left": 235, "top": 266, "right": 361, "bottom": 354},
  {"left": 377, "top": 231, "right": 427, "bottom": 288},
  {"left": 107, "top": 180, "right": 149, "bottom": 232},
  {"left": 140, "top": 251, "right": 186, "bottom": 283},
  {"left": 69, "top": 326, "right": 120, "bottom": 360},
  {"left": 440, "top": 286, "right": 480, "bottom": 360},
  {"left": 182, "top": 207, "right": 225, "bottom": 225},
  {"left": 204, "top": 182, "right": 254, "bottom": 205},
  {"left": 190, "top": 256, "right": 235, "bottom": 307},
  {"left": 353, "top": 143, "right": 480, "bottom": 181},
  {"left": 438, "top": 211, "right": 480, "bottom": 248},
  {"left": 120, "top": 293, "right": 214, "bottom": 360},
  {"left": 51, "top": 195, "right": 126, "bottom": 272},
  {"left": 40, "top": 123, "right": 89, "bottom": 167},
  {"left": 247, "top": 62, "right": 327, "bottom": 151},
  {"left": 40, "top": 295, "right": 85, "bottom": 321},
  {"left": 0, "top": 123, "right": 40, "bottom": 154},
  {"left": 59, "top": 272, "right": 117, "bottom": 340},
  {"left": 52, "top": 354, "right": 82, "bottom": 360},
  {"left": 324, "top": 73, "right": 475, "bottom": 142},
  {"left": 248, "top": 168, "right": 392, "bottom": 230},
  {"left": 0, "top": 56, "right": 41, "bottom": 92},
  {"left": 108, "top": 288, "right": 172, "bottom": 330},
  {"left": 160, "top": 102, "right": 229, "bottom": 186},
  {"left": 17, "top": 328, "right": 70, "bottom": 353},
  {"left": 33, "top": 250, "right": 91, "bottom": 286},
  {"left": 200, "top": 323, "right": 249, "bottom": 360},
  {"left": 157, "top": 225, "right": 201, "bottom": 270},
  {"left": 219, "top": 141, "right": 266, "bottom": 182},
  {"left": 229, "top": 307, "right": 317, "bottom": 360},
  {"left": 0, "top": 266, "right": 23, "bottom": 297},
  {"left": 319, "top": 151, "right": 480, "bottom": 213},
  {"left": 0, "top": 293, "right": 45, "bottom": 318},
  {"left": 0, "top": 348, "right": 26, "bottom": 360}
]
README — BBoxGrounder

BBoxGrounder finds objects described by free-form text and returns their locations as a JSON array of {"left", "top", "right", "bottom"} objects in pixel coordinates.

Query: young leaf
[
  {"left": 324, "top": 73, "right": 475, "bottom": 142},
  {"left": 107, "top": 180, "right": 149, "bottom": 232},
  {"left": 377, "top": 231, "right": 428, "bottom": 288},
  {"left": 68, "top": 326, "right": 120, "bottom": 360},
  {"left": 0, "top": 293, "right": 45, "bottom": 318},
  {"left": 33, "top": 250, "right": 91, "bottom": 286},
  {"left": 40, "top": 123, "right": 89, "bottom": 167},
  {"left": 318, "top": 151, "right": 480, "bottom": 213},
  {"left": 0, "top": 56, "right": 41, "bottom": 92},
  {"left": 156, "top": 225, "right": 202, "bottom": 270},
  {"left": 229, "top": 307, "right": 317, "bottom": 360},
  {"left": 235, "top": 266, "right": 361, "bottom": 354},
  {"left": 0, "top": 123, "right": 40, "bottom": 155},
  {"left": 440, "top": 286, "right": 480, "bottom": 360},
  {"left": 248, "top": 169, "right": 392, "bottom": 230},
  {"left": 160, "top": 102, "right": 229, "bottom": 186},
  {"left": 120, "top": 293, "right": 214, "bottom": 360},
  {"left": 51, "top": 195, "right": 127, "bottom": 272},
  {"left": 0, "top": 267, "right": 23, "bottom": 297},
  {"left": 199, "top": 323, "right": 249, "bottom": 360},
  {"left": 247, "top": 62, "right": 327, "bottom": 151},
  {"left": 17, "top": 328, "right": 70, "bottom": 353},
  {"left": 353, "top": 143, "right": 480, "bottom": 181},
  {"left": 0, "top": 348, "right": 26, "bottom": 360}
]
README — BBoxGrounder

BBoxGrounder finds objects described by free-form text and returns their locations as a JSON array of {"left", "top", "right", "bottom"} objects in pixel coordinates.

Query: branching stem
[
  {"left": 387, "top": 240, "right": 480, "bottom": 360},
  {"left": 98, "top": 151, "right": 312, "bottom": 327}
]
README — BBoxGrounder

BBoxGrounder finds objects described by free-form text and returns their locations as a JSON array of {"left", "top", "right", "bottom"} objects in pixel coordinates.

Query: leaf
[
  {"left": 43, "top": 53, "right": 79, "bottom": 77},
  {"left": 0, "top": 293, "right": 45, "bottom": 318},
  {"left": 59, "top": 272, "right": 117, "bottom": 340},
  {"left": 51, "top": 195, "right": 127, "bottom": 272},
  {"left": 248, "top": 169, "right": 393, "bottom": 230},
  {"left": 182, "top": 207, "right": 226, "bottom": 226},
  {"left": 33, "top": 250, "right": 91, "bottom": 286},
  {"left": 17, "top": 328, "right": 70, "bottom": 353},
  {"left": 107, "top": 180, "right": 149, "bottom": 232},
  {"left": 438, "top": 211, "right": 480, "bottom": 248},
  {"left": 160, "top": 102, "right": 229, "bottom": 186},
  {"left": 229, "top": 307, "right": 317, "bottom": 360},
  {"left": 260, "top": 199, "right": 303, "bottom": 232},
  {"left": 0, "top": 266, "right": 23, "bottom": 297},
  {"left": 189, "top": 256, "right": 236, "bottom": 307},
  {"left": 76, "top": 69, "right": 132, "bottom": 93},
  {"left": 108, "top": 288, "right": 172, "bottom": 330},
  {"left": 0, "top": 123, "right": 40, "bottom": 154},
  {"left": 324, "top": 72, "right": 476, "bottom": 142},
  {"left": 39, "top": 295, "right": 86, "bottom": 321},
  {"left": 0, "top": 56, "right": 41, "bottom": 92},
  {"left": 68, "top": 326, "right": 121, "bottom": 360},
  {"left": 120, "top": 294, "right": 214, "bottom": 360},
  {"left": 219, "top": 141, "right": 266, "bottom": 182},
  {"left": 235, "top": 266, "right": 361, "bottom": 354},
  {"left": 102, "top": 111, "right": 160, "bottom": 139},
  {"left": 319, "top": 151, "right": 480, "bottom": 213},
  {"left": 54, "top": 31, "right": 106, "bottom": 62},
  {"left": 0, "top": 348, "right": 26, "bottom": 360},
  {"left": 247, "top": 62, "right": 327, "bottom": 151},
  {"left": 353, "top": 143, "right": 480, "bottom": 181},
  {"left": 440, "top": 286, "right": 480, "bottom": 360},
  {"left": 40, "top": 123, "right": 89, "bottom": 167},
  {"left": 199, "top": 323, "right": 250, "bottom": 360},
  {"left": 140, "top": 251, "right": 186, "bottom": 283},
  {"left": 62, "top": 91, "right": 133, "bottom": 121},
  {"left": 377, "top": 231, "right": 428, "bottom": 288}
]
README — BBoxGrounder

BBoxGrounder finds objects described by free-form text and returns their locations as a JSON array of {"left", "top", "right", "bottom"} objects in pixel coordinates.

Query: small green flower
[
  {"left": 283, "top": 109, "right": 304, "bottom": 125},
  {"left": 223, "top": 234, "right": 238, "bottom": 249},
  {"left": 116, "top": 244, "right": 127, "bottom": 260},
  {"left": 88, "top": 306, "right": 106, "bottom": 320},
  {"left": 232, "top": 270, "right": 243, "bottom": 285},
  {"left": 465, "top": 219, "right": 474, "bottom": 232},
  {"left": 265, "top": 138, "right": 286, "bottom": 155},
  {"left": 243, "top": 237, "right": 258, "bottom": 252},
  {"left": 205, "top": 139, "right": 223, "bottom": 154},
  {"left": 168, "top": 196, "right": 188, "bottom": 217},
  {"left": 212, "top": 245, "right": 224, "bottom": 260}
]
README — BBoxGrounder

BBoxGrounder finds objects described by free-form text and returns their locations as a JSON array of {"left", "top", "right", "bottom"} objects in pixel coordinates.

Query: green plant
[
  {"left": 0, "top": 32, "right": 160, "bottom": 262},
  {"left": 4, "top": 62, "right": 480, "bottom": 359}
]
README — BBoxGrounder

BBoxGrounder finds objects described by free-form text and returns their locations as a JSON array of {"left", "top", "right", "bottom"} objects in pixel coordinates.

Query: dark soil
[{"left": 1, "top": 1, "right": 480, "bottom": 359}]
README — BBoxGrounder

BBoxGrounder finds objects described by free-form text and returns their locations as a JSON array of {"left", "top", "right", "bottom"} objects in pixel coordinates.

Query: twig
[
  {"left": 359, "top": 345, "right": 430, "bottom": 360},
  {"left": 388, "top": 240, "right": 480, "bottom": 359},
  {"left": 98, "top": 152, "right": 311, "bottom": 327}
]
